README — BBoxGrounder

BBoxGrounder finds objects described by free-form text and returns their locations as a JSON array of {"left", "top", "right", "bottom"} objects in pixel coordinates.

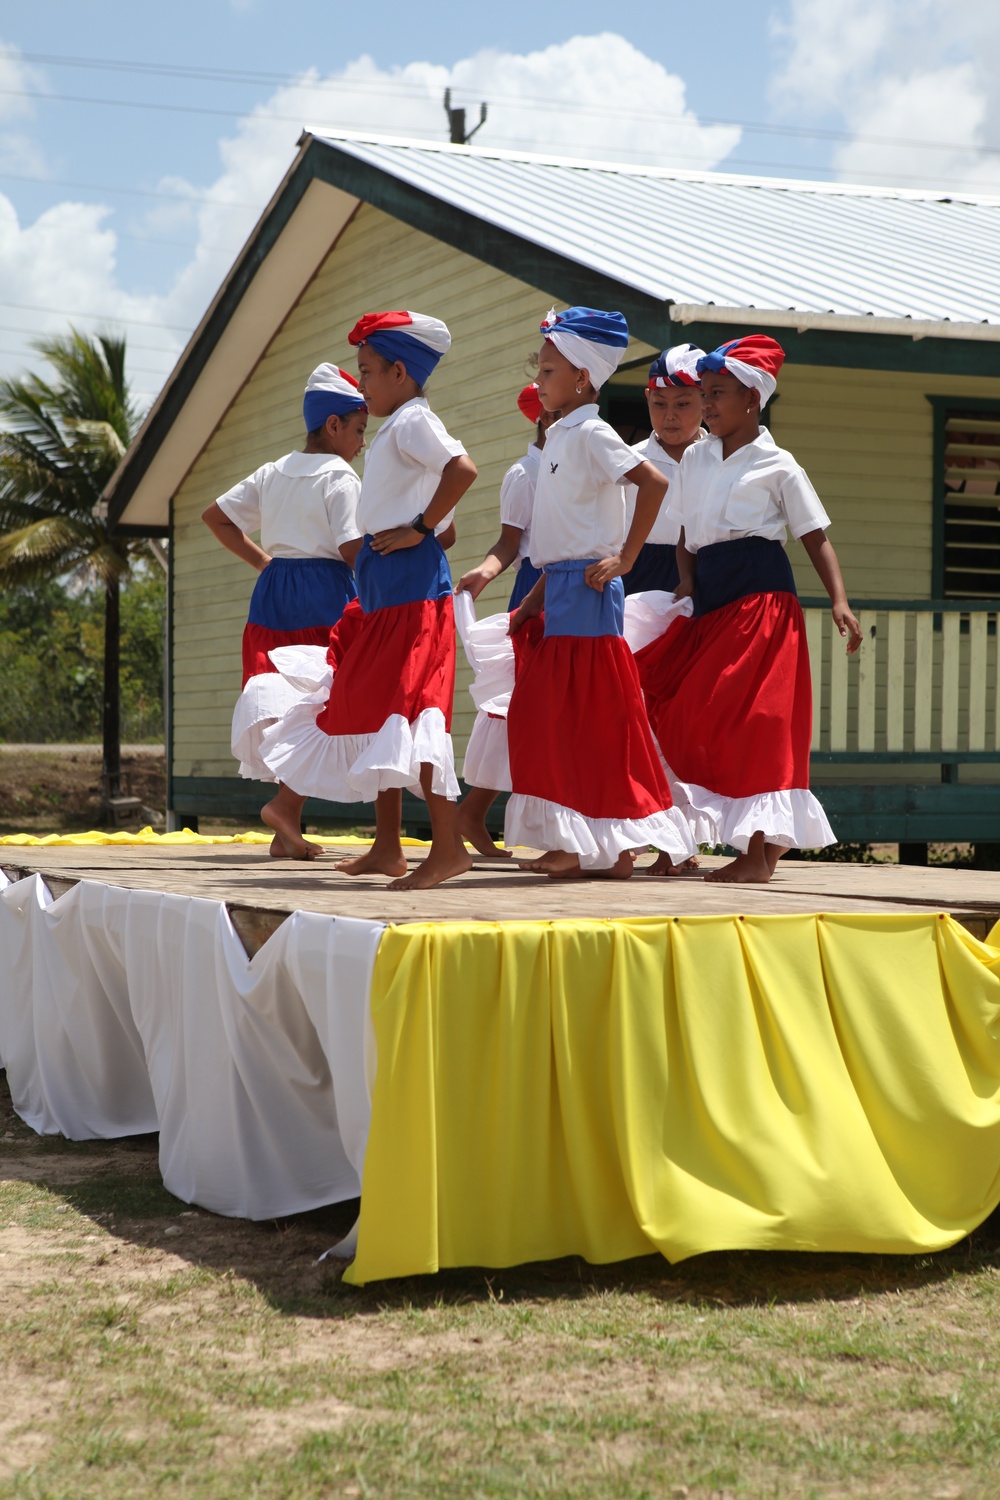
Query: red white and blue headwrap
[
  {"left": 302, "top": 364, "right": 366, "bottom": 431},
  {"left": 517, "top": 383, "right": 543, "bottom": 424},
  {"left": 647, "top": 343, "right": 705, "bottom": 390},
  {"left": 348, "top": 310, "right": 452, "bottom": 387},
  {"left": 697, "top": 335, "right": 785, "bottom": 407},
  {"left": 540, "top": 306, "right": 629, "bottom": 391}
]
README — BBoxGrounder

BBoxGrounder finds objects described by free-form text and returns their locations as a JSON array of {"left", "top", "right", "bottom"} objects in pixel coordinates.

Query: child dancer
[
  {"left": 454, "top": 383, "right": 558, "bottom": 857},
  {"left": 635, "top": 335, "right": 863, "bottom": 883},
  {"left": 260, "top": 311, "right": 478, "bottom": 890},
  {"left": 623, "top": 344, "right": 705, "bottom": 596},
  {"left": 504, "top": 306, "right": 698, "bottom": 878},
  {"left": 201, "top": 363, "right": 366, "bottom": 856}
]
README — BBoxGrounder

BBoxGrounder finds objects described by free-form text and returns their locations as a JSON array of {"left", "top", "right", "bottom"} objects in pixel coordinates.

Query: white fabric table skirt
[{"left": 0, "top": 867, "right": 384, "bottom": 1222}]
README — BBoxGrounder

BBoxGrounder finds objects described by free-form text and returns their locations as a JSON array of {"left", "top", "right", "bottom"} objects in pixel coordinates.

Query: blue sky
[{"left": 0, "top": 0, "right": 998, "bottom": 401}]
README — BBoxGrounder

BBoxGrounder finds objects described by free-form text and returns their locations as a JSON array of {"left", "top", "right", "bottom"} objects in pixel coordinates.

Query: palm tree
[{"left": 0, "top": 328, "right": 143, "bottom": 813}]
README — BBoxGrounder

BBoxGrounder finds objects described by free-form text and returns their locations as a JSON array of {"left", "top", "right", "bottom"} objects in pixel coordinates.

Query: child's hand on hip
[
  {"left": 584, "top": 555, "right": 626, "bottom": 591},
  {"left": 371, "top": 525, "right": 423, "bottom": 554}
]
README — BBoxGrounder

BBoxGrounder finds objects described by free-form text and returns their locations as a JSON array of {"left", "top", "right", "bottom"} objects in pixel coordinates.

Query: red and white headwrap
[
  {"left": 517, "top": 383, "right": 543, "bottom": 424},
  {"left": 646, "top": 343, "right": 705, "bottom": 390},
  {"left": 697, "top": 335, "right": 785, "bottom": 407}
]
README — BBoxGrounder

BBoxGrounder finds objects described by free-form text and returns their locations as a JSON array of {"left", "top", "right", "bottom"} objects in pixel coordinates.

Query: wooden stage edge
[{"left": 4, "top": 845, "right": 1000, "bottom": 957}]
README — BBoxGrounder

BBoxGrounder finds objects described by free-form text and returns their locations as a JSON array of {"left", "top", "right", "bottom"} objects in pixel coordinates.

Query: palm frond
[{"left": 0, "top": 516, "right": 91, "bottom": 581}]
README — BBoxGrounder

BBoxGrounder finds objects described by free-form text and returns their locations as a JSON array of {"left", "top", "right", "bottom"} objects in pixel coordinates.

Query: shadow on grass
[{"left": 5, "top": 1067, "right": 1000, "bottom": 1324}]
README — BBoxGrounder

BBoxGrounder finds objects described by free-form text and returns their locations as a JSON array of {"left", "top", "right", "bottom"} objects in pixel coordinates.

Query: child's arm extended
[
  {"left": 456, "top": 526, "right": 523, "bottom": 597},
  {"left": 584, "top": 459, "right": 667, "bottom": 591},
  {"left": 201, "top": 502, "right": 270, "bottom": 572},
  {"left": 370, "top": 454, "right": 478, "bottom": 554},
  {"left": 800, "top": 528, "right": 863, "bottom": 653}
]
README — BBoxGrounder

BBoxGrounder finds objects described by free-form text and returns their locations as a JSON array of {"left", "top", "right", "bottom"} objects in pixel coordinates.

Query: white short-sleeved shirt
[
  {"left": 666, "top": 427, "right": 831, "bottom": 553},
  {"left": 528, "top": 405, "right": 638, "bottom": 568},
  {"left": 357, "top": 397, "right": 466, "bottom": 536},
  {"left": 499, "top": 443, "right": 541, "bottom": 563},
  {"left": 623, "top": 432, "right": 705, "bottom": 546},
  {"left": 215, "top": 451, "right": 361, "bottom": 561}
]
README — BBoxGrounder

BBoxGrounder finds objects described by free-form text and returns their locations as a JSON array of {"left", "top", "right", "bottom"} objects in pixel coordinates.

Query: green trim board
[
  {"left": 169, "top": 777, "right": 501, "bottom": 837},
  {"left": 820, "top": 782, "right": 1000, "bottom": 842},
  {"left": 171, "top": 775, "right": 1000, "bottom": 844}
]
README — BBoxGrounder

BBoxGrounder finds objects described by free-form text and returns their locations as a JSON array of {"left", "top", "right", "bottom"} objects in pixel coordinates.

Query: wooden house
[{"left": 105, "top": 130, "right": 1000, "bottom": 850}]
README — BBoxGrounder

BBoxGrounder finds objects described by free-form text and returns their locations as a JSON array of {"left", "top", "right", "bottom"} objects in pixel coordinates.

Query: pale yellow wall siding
[{"left": 172, "top": 202, "right": 655, "bottom": 784}]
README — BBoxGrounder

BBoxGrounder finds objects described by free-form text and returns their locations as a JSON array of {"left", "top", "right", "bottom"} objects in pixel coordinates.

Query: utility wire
[{"left": 5, "top": 45, "right": 1000, "bottom": 159}]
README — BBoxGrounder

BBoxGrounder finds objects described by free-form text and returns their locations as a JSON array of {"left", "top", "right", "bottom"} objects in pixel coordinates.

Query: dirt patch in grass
[
  {"left": 0, "top": 750, "right": 166, "bottom": 833},
  {"left": 3, "top": 1069, "right": 1000, "bottom": 1498}
]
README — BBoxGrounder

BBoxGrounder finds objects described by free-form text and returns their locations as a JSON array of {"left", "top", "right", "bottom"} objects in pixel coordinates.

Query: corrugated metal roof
[{"left": 313, "top": 130, "right": 1000, "bottom": 332}]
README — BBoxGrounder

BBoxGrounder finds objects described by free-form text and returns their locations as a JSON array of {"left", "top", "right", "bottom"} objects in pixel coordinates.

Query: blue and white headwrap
[
  {"left": 647, "top": 344, "right": 705, "bottom": 390},
  {"left": 348, "top": 310, "right": 452, "bottom": 387},
  {"left": 302, "top": 364, "right": 366, "bottom": 432},
  {"left": 540, "top": 306, "right": 629, "bottom": 391}
]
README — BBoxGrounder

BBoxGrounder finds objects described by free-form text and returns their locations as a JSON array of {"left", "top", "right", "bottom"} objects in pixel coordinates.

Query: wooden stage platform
[{"left": 4, "top": 845, "right": 1000, "bottom": 954}]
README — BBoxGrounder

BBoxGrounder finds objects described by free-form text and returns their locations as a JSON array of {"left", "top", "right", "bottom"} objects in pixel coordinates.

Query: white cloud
[
  {"left": 0, "top": 34, "right": 739, "bottom": 402},
  {"left": 770, "top": 0, "right": 1000, "bottom": 192}
]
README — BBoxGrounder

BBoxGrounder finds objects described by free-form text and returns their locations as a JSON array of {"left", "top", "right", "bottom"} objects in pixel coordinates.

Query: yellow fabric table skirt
[{"left": 346, "top": 913, "right": 1000, "bottom": 1285}]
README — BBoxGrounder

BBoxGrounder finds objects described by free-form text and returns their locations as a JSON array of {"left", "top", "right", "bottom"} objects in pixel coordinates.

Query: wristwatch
[{"left": 411, "top": 513, "right": 432, "bottom": 535}]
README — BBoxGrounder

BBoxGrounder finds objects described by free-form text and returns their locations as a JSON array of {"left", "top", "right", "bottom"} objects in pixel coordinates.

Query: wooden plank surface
[{"left": 5, "top": 847, "right": 1000, "bottom": 937}]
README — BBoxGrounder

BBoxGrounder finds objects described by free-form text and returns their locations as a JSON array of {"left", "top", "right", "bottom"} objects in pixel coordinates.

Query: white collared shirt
[
  {"left": 215, "top": 451, "right": 361, "bottom": 561},
  {"left": 357, "top": 397, "right": 466, "bottom": 536},
  {"left": 666, "top": 427, "right": 831, "bottom": 553},
  {"left": 528, "top": 404, "right": 638, "bottom": 567},
  {"left": 499, "top": 443, "right": 541, "bottom": 561},
  {"left": 624, "top": 431, "right": 705, "bottom": 546}
]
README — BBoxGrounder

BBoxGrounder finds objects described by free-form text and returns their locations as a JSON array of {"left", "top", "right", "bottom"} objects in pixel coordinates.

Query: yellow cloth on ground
[
  {"left": 0, "top": 828, "right": 432, "bottom": 847},
  {"left": 346, "top": 913, "right": 1000, "bottom": 1285}
]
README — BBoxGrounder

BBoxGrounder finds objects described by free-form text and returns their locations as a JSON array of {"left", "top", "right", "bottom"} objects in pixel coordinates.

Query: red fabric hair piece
[
  {"left": 347, "top": 311, "right": 413, "bottom": 346},
  {"left": 517, "top": 383, "right": 543, "bottom": 425}
]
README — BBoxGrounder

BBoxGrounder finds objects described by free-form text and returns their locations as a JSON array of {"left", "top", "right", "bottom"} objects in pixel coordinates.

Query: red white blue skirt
[
  {"left": 232, "top": 556, "right": 357, "bottom": 781},
  {"left": 260, "top": 536, "right": 459, "bottom": 803},
  {"left": 503, "top": 562, "right": 697, "bottom": 868},
  {"left": 635, "top": 536, "right": 835, "bottom": 851}
]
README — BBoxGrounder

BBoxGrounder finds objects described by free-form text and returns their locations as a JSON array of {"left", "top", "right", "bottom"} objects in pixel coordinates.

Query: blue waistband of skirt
[
  {"left": 247, "top": 555, "right": 357, "bottom": 630},
  {"left": 355, "top": 532, "right": 453, "bottom": 614},
  {"left": 507, "top": 556, "right": 543, "bottom": 611},
  {"left": 543, "top": 559, "right": 624, "bottom": 638},
  {"left": 693, "top": 536, "right": 796, "bottom": 617}
]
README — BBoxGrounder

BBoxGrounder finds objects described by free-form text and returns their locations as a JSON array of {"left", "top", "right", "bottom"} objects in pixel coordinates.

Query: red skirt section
[
  {"left": 508, "top": 632, "right": 672, "bottom": 821},
  {"left": 317, "top": 596, "right": 457, "bottom": 738},
  {"left": 635, "top": 591, "right": 812, "bottom": 798},
  {"left": 241, "top": 623, "right": 332, "bottom": 687}
]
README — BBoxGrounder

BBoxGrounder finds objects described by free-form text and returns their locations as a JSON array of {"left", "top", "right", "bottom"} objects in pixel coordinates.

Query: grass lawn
[{"left": 1, "top": 1073, "right": 999, "bottom": 1499}]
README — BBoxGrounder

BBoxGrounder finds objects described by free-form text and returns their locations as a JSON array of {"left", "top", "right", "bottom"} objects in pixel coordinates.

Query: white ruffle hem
[
  {"left": 462, "top": 713, "right": 511, "bottom": 792},
  {"left": 231, "top": 670, "right": 322, "bottom": 781},
  {"left": 667, "top": 775, "right": 836, "bottom": 852},
  {"left": 260, "top": 701, "right": 459, "bottom": 804},
  {"left": 453, "top": 590, "right": 515, "bottom": 714},
  {"left": 621, "top": 589, "right": 693, "bottom": 652},
  {"left": 505, "top": 794, "right": 698, "bottom": 870}
]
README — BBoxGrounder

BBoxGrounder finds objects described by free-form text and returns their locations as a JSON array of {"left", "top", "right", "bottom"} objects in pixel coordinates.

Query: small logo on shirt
[{"left": 550, "top": 462, "right": 559, "bottom": 473}]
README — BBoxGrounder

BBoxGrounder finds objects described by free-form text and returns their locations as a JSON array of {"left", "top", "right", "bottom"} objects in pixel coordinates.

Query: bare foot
[
  {"left": 705, "top": 850, "right": 772, "bottom": 883},
  {"left": 517, "top": 850, "right": 563, "bottom": 873},
  {"left": 335, "top": 844, "right": 408, "bottom": 878},
  {"left": 457, "top": 811, "right": 512, "bottom": 859},
  {"left": 543, "top": 850, "right": 635, "bottom": 881},
  {"left": 647, "top": 852, "right": 701, "bottom": 877},
  {"left": 388, "top": 845, "right": 474, "bottom": 890},
  {"left": 268, "top": 833, "right": 293, "bottom": 858},
  {"left": 261, "top": 798, "right": 323, "bottom": 860}
]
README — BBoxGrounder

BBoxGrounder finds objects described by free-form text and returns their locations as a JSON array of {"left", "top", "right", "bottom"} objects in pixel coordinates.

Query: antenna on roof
[{"left": 444, "top": 89, "right": 488, "bottom": 146}]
